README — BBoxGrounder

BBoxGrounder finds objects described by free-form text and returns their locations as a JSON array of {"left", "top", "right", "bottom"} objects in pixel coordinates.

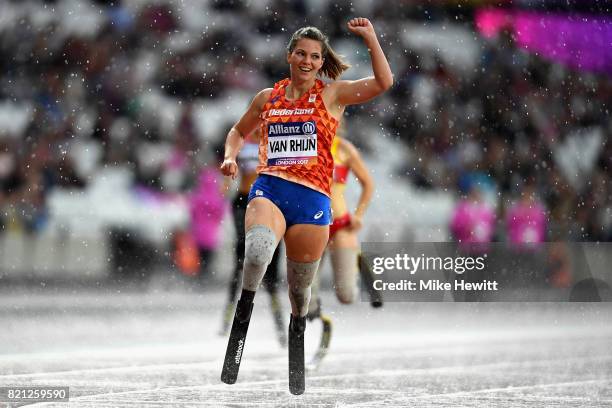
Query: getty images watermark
[
  {"left": 371, "top": 252, "right": 498, "bottom": 292},
  {"left": 360, "top": 242, "right": 612, "bottom": 302}
]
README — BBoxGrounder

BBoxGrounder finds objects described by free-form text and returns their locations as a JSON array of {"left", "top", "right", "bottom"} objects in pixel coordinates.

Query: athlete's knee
[
  {"left": 287, "top": 258, "right": 320, "bottom": 290},
  {"left": 330, "top": 248, "right": 359, "bottom": 305},
  {"left": 244, "top": 225, "right": 277, "bottom": 267},
  {"left": 242, "top": 225, "right": 277, "bottom": 292},
  {"left": 335, "top": 286, "right": 356, "bottom": 304}
]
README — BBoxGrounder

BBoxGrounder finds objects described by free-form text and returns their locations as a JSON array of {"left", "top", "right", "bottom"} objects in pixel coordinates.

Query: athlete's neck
[{"left": 286, "top": 78, "right": 315, "bottom": 100}]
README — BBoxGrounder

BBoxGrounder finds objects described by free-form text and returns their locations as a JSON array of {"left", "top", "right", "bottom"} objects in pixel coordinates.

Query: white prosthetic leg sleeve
[
  {"left": 287, "top": 258, "right": 321, "bottom": 317},
  {"left": 329, "top": 248, "right": 359, "bottom": 304},
  {"left": 241, "top": 225, "right": 278, "bottom": 292}
]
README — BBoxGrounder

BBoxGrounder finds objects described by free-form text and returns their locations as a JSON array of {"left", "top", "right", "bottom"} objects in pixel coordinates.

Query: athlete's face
[{"left": 287, "top": 38, "right": 324, "bottom": 81}]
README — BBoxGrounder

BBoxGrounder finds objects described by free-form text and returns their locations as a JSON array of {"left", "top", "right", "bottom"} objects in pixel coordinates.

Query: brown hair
[{"left": 287, "top": 27, "right": 350, "bottom": 80}]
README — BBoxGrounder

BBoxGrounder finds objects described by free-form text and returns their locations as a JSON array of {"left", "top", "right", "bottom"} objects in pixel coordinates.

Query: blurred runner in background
[
  {"left": 307, "top": 127, "right": 380, "bottom": 369},
  {"left": 220, "top": 128, "right": 286, "bottom": 346}
]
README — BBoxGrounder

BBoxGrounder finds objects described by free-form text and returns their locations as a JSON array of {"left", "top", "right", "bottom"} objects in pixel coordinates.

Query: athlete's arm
[
  {"left": 344, "top": 139, "right": 374, "bottom": 230},
  {"left": 247, "top": 127, "right": 263, "bottom": 143},
  {"left": 331, "top": 18, "right": 393, "bottom": 107},
  {"left": 220, "top": 89, "right": 271, "bottom": 178}
]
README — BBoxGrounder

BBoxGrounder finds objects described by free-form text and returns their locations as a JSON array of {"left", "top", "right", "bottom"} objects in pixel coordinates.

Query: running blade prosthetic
[
  {"left": 288, "top": 314, "right": 306, "bottom": 395},
  {"left": 221, "top": 298, "right": 254, "bottom": 384},
  {"left": 307, "top": 314, "right": 332, "bottom": 371}
]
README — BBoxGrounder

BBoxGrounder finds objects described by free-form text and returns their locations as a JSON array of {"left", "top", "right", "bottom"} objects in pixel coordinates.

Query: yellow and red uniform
[
  {"left": 329, "top": 137, "right": 352, "bottom": 238},
  {"left": 331, "top": 137, "right": 349, "bottom": 184}
]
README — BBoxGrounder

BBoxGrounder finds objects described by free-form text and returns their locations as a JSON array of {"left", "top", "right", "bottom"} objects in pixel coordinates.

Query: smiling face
[{"left": 287, "top": 38, "right": 324, "bottom": 83}]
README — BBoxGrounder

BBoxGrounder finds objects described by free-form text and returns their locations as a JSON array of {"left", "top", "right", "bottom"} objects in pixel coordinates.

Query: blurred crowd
[
  {"left": 0, "top": 0, "right": 611, "bottom": 246},
  {"left": 395, "top": 31, "right": 612, "bottom": 242}
]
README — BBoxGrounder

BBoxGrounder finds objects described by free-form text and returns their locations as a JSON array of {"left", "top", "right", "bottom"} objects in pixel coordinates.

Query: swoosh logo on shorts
[{"left": 314, "top": 211, "right": 324, "bottom": 220}]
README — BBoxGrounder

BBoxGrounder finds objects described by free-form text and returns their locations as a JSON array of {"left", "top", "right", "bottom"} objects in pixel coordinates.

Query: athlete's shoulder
[
  {"left": 341, "top": 138, "right": 366, "bottom": 168},
  {"left": 322, "top": 79, "right": 350, "bottom": 94},
  {"left": 253, "top": 88, "right": 274, "bottom": 109},
  {"left": 275, "top": 78, "right": 290, "bottom": 87},
  {"left": 338, "top": 137, "right": 358, "bottom": 156},
  {"left": 320, "top": 80, "right": 351, "bottom": 112},
  {"left": 255, "top": 88, "right": 274, "bottom": 100}
]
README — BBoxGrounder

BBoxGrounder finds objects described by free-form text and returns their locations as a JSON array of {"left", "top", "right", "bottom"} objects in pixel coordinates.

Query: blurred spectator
[
  {"left": 188, "top": 167, "right": 227, "bottom": 280},
  {"left": 0, "top": 140, "right": 17, "bottom": 232},
  {"left": 505, "top": 181, "right": 547, "bottom": 246},
  {"left": 449, "top": 184, "right": 496, "bottom": 301},
  {"left": 0, "top": 0, "right": 609, "bottom": 247},
  {"left": 450, "top": 185, "right": 496, "bottom": 244},
  {"left": 504, "top": 180, "right": 550, "bottom": 288},
  {"left": 0, "top": 140, "right": 54, "bottom": 234}
]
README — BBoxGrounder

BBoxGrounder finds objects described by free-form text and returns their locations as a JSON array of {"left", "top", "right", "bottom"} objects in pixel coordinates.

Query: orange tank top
[
  {"left": 257, "top": 78, "right": 338, "bottom": 196},
  {"left": 331, "top": 137, "right": 349, "bottom": 184}
]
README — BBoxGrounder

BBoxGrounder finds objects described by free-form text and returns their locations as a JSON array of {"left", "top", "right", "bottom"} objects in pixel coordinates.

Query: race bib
[{"left": 267, "top": 121, "right": 318, "bottom": 166}]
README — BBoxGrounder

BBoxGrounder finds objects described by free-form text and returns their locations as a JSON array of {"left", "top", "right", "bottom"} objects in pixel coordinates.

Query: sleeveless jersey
[
  {"left": 331, "top": 137, "right": 349, "bottom": 184},
  {"left": 257, "top": 78, "right": 338, "bottom": 196}
]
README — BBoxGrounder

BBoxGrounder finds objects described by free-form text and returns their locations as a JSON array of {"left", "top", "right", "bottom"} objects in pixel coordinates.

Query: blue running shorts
[{"left": 248, "top": 174, "right": 332, "bottom": 227}]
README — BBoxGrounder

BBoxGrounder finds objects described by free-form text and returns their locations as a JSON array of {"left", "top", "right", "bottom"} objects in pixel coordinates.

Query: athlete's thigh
[
  {"left": 328, "top": 228, "right": 359, "bottom": 250},
  {"left": 284, "top": 224, "right": 329, "bottom": 262},
  {"left": 245, "top": 197, "right": 286, "bottom": 242}
]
